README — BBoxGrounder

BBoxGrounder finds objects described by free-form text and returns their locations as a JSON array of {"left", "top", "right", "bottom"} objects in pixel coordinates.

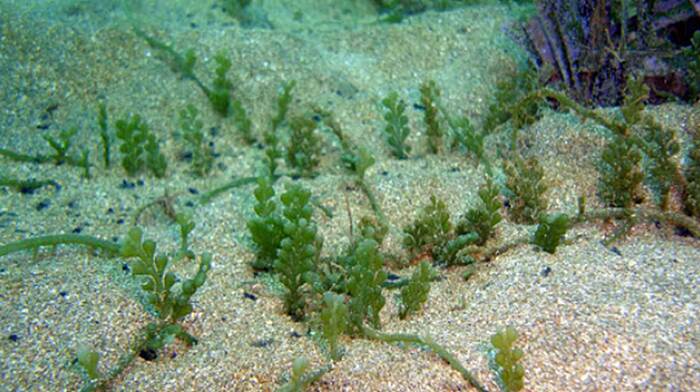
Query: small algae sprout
[
  {"left": 115, "top": 114, "right": 147, "bottom": 176},
  {"left": 347, "top": 239, "right": 387, "bottom": 331},
  {"left": 286, "top": 115, "right": 321, "bottom": 178},
  {"left": 134, "top": 29, "right": 235, "bottom": 117},
  {"left": 179, "top": 104, "right": 214, "bottom": 177},
  {"left": 684, "top": 132, "right": 700, "bottom": 218},
  {"left": 264, "top": 81, "right": 296, "bottom": 178},
  {"left": 598, "top": 135, "right": 644, "bottom": 209},
  {"left": 121, "top": 227, "right": 210, "bottom": 325},
  {"left": 232, "top": 98, "right": 254, "bottom": 144},
  {"left": 115, "top": 114, "right": 167, "bottom": 178},
  {"left": 504, "top": 156, "right": 547, "bottom": 224},
  {"left": 97, "top": 102, "right": 111, "bottom": 168},
  {"left": 533, "top": 213, "right": 570, "bottom": 254},
  {"left": 642, "top": 117, "right": 682, "bottom": 211},
  {"left": 420, "top": 80, "right": 443, "bottom": 154},
  {"left": 247, "top": 177, "right": 285, "bottom": 271},
  {"left": 76, "top": 346, "right": 101, "bottom": 382},
  {"left": 399, "top": 261, "right": 433, "bottom": 319},
  {"left": 42, "top": 128, "right": 78, "bottom": 165},
  {"left": 208, "top": 52, "right": 234, "bottom": 116},
  {"left": 0, "top": 127, "right": 91, "bottom": 178},
  {"left": 320, "top": 291, "right": 348, "bottom": 360},
  {"left": 456, "top": 177, "right": 502, "bottom": 246},
  {"left": 491, "top": 326, "right": 525, "bottom": 392},
  {"left": 381, "top": 91, "right": 412, "bottom": 159},
  {"left": 174, "top": 212, "right": 196, "bottom": 260},
  {"left": 404, "top": 195, "right": 478, "bottom": 266},
  {"left": 403, "top": 195, "right": 452, "bottom": 257},
  {"left": 277, "top": 356, "right": 331, "bottom": 392},
  {"left": 275, "top": 184, "right": 323, "bottom": 321}
]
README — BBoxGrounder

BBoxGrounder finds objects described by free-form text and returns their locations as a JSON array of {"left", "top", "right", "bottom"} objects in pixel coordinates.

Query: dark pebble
[
  {"left": 386, "top": 272, "right": 400, "bottom": 281},
  {"left": 59, "top": 291, "right": 68, "bottom": 297},
  {"left": 413, "top": 103, "right": 426, "bottom": 111},
  {"left": 72, "top": 227, "right": 82, "bottom": 234},
  {"left": 609, "top": 246, "right": 622, "bottom": 257},
  {"left": 381, "top": 171, "right": 389, "bottom": 176},
  {"left": 67, "top": 200, "right": 78, "bottom": 209},
  {"left": 8, "top": 334, "right": 19, "bottom": 342},
  {"left": 19, "top": 184, "right": 38, "bottom": 195},
  {"left": 119, "top": 180, "right": 135, "bottom": 189},
  {"left": 36, "top": 199, "right": 50, "bottom": 211},
  {"left": 116, "top": 218, "right": 124, "bottom": 225},
  {"left": 36, "top": 123, "right": 50, "bottom": 130},
  {"left": 46, "top": 103, "right": 59, "bottom": 114},
  {"left": 289, "top": 331, "right": 302, "bottom": 338},
  {"left": 674, "top": 226, "right": 693, "bottom": 237},
  {"left": 251, "top": 339, "right": 273, "bottom": 348},
  {"left": 243, "top": 292, "right": 257, "bottom": 301},
  {"left": 540, "top": 266, "right": 552, "bottom": 277},
  {"left": 449, "top": 167, "right": 460, "bottom": 173},
  {"left": 179, "top": 151, "right": 193, "bottom": 162},
  {"left": 139, "top": 348, "right": 158, "bottom": 361},
  {"left": 122, "top": 263, "right": 130, "bottom": 272},
  {"left": 188, "top": 187, "right": 199, "bottom": 195},
  {"left": 107, "top": 207, "right": 114, "bottom": 214}
]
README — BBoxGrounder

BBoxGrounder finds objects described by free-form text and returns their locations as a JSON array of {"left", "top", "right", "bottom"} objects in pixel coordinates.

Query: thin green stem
[
  {"left": 0, "top": 177, "right": 58, "bottom": 193},
  {"left": 0, "top": 234, "right": 120, "bottom": 258},
  {"left": 199, "top": 176, "right": 259, "bottom": 204},
  {"left": 357, "top": 179, "right": 386, "bottom": 225},
  {"left": 530, "top": 89, "right": 628, "bottom": 136},
  {"left": 362, "top": 325, "right": 488, "bottom": 392},
  {"left": 0, "top": 148, "right": 49, "bottom": 163},
  {"left": 582, "top": 207, "right": 700, "bottom": 239},
  {"left": 80, "top": 322, "right": 167, "bottom": 392}
]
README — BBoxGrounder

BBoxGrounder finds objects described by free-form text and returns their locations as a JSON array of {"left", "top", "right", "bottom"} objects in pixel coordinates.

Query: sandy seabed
[{"left": 1, "top": 1, "right": 699, "bottom": 391}]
